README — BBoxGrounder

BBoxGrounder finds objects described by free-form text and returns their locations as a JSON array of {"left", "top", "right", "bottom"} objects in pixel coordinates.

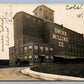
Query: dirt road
[{"left": 0, "top": 67, "right": 41, "bottom": 81}]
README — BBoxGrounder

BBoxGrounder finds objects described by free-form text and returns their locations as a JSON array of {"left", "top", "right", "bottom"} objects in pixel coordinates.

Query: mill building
[{"left": 9, "top": 5, "right": 84, "bottom": 66}]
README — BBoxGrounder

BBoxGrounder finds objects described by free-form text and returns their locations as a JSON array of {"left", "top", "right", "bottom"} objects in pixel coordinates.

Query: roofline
[
  {"left": 54, "top": 23, "right": 82, "bottom": 35},
  {"left": 13, "top": 11, "right": 24, "bottom": 19},
  {"left": 13, "top": 11, "right": 82, "bottom": 35},
  {"left": 13, "top": 11, "right": 44, "bottom": 21},
  {"left": 33, "top": 5, "right": 54, "bottom": 13}
]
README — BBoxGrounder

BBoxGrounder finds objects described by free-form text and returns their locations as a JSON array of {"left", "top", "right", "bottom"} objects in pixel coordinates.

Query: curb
[{"left": 21, "top": 67, "right": 84, "bottom": 81}]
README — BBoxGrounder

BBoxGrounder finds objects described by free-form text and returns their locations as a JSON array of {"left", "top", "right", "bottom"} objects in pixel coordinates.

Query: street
[{"left": 0, "top": 67, "right": 41, "bottom": 80}]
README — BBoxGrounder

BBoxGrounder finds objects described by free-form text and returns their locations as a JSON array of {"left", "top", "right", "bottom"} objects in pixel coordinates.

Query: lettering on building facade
[{"left": 52, "top": 27, "right": 68, "bottom": 47}]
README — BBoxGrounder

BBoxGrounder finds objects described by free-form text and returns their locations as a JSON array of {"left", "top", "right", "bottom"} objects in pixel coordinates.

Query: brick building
[{"left": 9, "top": 5, "right": 84, "bottom": 65}]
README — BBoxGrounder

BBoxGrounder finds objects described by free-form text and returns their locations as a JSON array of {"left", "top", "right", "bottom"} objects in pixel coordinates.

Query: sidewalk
[{"left": 21, "top": 67, "right": 84, "bottom": 81}]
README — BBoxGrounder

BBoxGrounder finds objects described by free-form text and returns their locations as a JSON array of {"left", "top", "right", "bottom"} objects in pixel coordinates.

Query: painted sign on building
[{"left": 52, "top": 27, "right": 68, "bottom": 47}]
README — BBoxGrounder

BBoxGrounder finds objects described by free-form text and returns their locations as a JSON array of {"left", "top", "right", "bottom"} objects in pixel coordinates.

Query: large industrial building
[{"left": 9, "top": 5, "right": 84, "bottom": 65}]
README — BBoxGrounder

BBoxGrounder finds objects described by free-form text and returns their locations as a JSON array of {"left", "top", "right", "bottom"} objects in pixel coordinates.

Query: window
[
  {"left": 65, "top": 32, "right": 67, "bottom": 36},
  {"left": 50, "top": 18, "right": 53, "bottom": 21},
  {"left": 35, "top": 13, "right": 37, "bottom": 15},
  {"left": 45, "top": 56, "right": 49, "bottom": 59},
  {"left": 24, "top": 56, "right": 27, "bottom": 59},
  {"left": 19, "top": 48, "right": 23, "bottom": 53},
  {"left": 50, "top": 48, "right": 53, "bottom": 51},
  {"left": 24, "top": 46, "right": 27, "bottom": 51},
  {"left": 55, "top": 28, "right": 58, "bottom": 33},
  {"left": 45, "top": 10, "right": 47, "bottom": 12},
  {"left": 50, "top": 56, "right": 53, "bottom": 61},
  {"left": 45, "top": 47, "right": 48, "bottom": 51},
  {"left": 35, "top": 55, "right": 38, "bottom": 59},
  {"left": 64, "top": 37, "right": 67, "bottom": 41},
  {"left": 29, "top": 45, "right": 32, "bottom": 49},
  {"left": 24, "top": 46, "right": 27, "bottom": 53},
  {"left": 51, "top": 12, "right": 53, "bottom": 15},
  {"left": 39, "top": 8, "right": 42, "bottom": 11},
  {"left": 40, "top": 46, "right": 43, "bottom": 51},
  {"left": 34, "top": 45, "right": 38, "bottom": 50},
  {"left": 29, "top": 55, "right": 32, "bottom": 60},
  {"left": 65, "top": 38, "right": 68, "bottom": 42},
  {"left": 45, "top": 56, "right": 49, "bottom": 61}
]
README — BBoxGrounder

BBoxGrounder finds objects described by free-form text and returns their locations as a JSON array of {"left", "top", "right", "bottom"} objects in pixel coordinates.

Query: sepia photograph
[{"left": 0, "top": 3, "right": 84, "bottom": 81}]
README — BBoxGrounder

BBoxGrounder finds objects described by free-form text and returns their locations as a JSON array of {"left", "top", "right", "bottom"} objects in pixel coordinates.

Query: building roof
[
  {"left": 13, "top": 11, "right": 43, "bottom": 21},
  {"left": 13, "top": 11, "right": 82, "bottom": 35},
  {"left": 33, "top": 5, "right": 54, "bottom": 13}
]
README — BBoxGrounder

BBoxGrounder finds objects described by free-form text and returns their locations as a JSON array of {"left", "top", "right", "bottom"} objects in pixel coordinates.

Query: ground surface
[{"left": 0, "top": 67, "right": 41, "bottom": 80}]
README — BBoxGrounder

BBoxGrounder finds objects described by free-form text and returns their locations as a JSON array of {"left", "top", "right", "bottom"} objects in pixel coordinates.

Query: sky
[{"left": 0, "top": 4, "right": 84, "bottom": 59}]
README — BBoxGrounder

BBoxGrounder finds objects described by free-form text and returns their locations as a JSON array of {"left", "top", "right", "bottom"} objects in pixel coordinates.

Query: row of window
[
  {"left": 69, "top": 47, "right": 83, "bottom": 50},
  {"left": 69, "top": 49, "right": 83, "bottom": 52},
  {"left": 10, "top": 45, "right": 53, "bottom": 55},
  {"left": 35, "top": 7, "right": 53, "bottom": 15},
  {"left": 24, "top": 45, "right": 53, "bottom": 51},
  {"left": 69, "top": 52, "right": 84, "bottom": 56},
  {"left": 44, "top": 16, "right": 53, "bottom": 22},
  {"left": 69, "top": 41, "right": 83, "bottom": 45},
  {"left": 27, "top": 55, "right": 53, "bottom": 61},
  {"left": 69, "top": 35, "right": 82, "bottom": 39},
  {"left": 18, "top": 55, "right": 53, "bottom": 62},
  {"left": 68, "top": 32, "right": 83, "bottom": 38}
]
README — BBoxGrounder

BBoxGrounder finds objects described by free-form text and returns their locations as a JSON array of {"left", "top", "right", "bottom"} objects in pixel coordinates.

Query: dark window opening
[
  {"left": 35, "top": 13, "right": 37, "bottom": 15},
  {"left": 39, "top": 8, "right": 42, "bottom": 11},
  {"left": 45, "top": 16, "right": 48, "bottom": 19}
]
